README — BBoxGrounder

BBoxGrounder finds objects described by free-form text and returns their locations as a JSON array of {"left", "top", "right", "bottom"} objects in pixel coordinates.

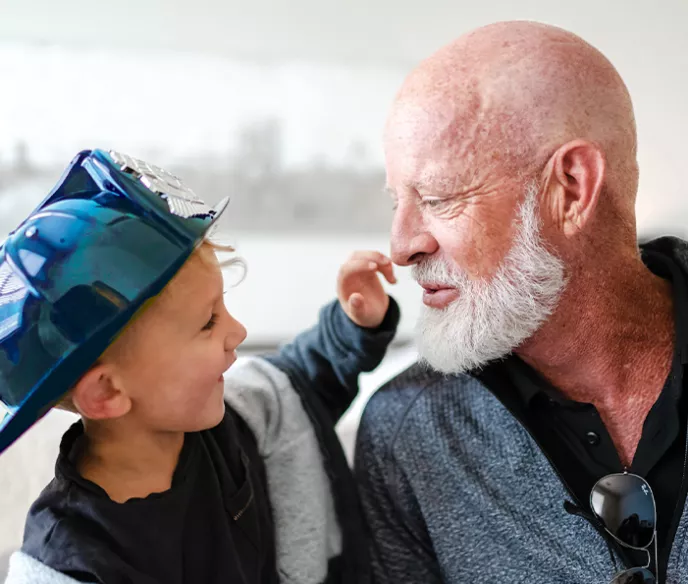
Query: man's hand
[{"left": 337, "top": 251, "right": 396, "bottom": 328}]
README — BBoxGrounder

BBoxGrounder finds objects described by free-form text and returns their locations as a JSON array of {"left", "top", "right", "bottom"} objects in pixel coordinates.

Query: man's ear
[
  {"left": 70, "top": 364, "right": 132, "bottom": 420},
  {"left": 542, "top": 139, "right": 606, "bottom": 237}
]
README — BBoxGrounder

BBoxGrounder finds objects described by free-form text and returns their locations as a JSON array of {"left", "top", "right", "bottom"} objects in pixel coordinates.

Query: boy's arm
[
  {"left": 264, "top": 296, "right": 400, "bottom": 422},
  {"left": 265, "top": 250, "right": 399, "bottom": 422}
]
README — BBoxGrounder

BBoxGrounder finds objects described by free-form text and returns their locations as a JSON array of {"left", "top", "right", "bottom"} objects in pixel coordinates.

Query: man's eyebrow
[{"left": 383, "top": 186, "right": 397, "bottom": 199}]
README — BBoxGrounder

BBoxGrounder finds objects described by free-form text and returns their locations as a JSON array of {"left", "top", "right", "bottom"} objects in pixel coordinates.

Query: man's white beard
[{"left": 413, "top": 183, "right": 567, "bottom": 374}]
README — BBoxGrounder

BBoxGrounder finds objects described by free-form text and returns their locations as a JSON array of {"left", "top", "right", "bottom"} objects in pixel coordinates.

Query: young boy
[{"left": 0, "top": 150, "right": 399, "bottom": 584}]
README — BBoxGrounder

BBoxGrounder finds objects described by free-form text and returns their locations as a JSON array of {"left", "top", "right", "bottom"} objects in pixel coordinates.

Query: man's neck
[
  {"left": 78, "top": 420, "right": 185, "bottom": 503},
  {"left": 515, "top": 253, "right": 675, "bottom": 466}
]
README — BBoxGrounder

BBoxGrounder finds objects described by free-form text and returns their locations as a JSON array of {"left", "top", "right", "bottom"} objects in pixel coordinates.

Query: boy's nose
[{"left": 225, "top": 314, "right": 247, "bottom": 352}]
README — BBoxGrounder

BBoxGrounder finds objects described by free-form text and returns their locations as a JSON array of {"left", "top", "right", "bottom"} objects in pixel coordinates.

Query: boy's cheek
[{"left": 176, "top": 389, "right": 226, "bottom": 432}]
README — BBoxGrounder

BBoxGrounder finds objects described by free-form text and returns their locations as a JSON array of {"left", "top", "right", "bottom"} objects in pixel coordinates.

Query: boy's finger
[
  {"left": 377, "top": 261, "right": 397, "bottom": 284},
  {"left": 348, "top": 250, "right": 391, "bottom": 267},
  {"left": 339, "top": 258, "right": 380, "bottom": 282},
  {"left": 349, "top": 293, "right": 369, "bottom": 323},
  {"left": 349, "top": 292, "right": 365, "bottom": 311}
]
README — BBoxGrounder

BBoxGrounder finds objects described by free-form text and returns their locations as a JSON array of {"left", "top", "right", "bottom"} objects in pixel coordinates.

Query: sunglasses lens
[
  {"left": 591, "top": 473, "right": 655, "bottom": 548},
  {"left": 610, "top": 567, "right": 655, "bottom": 584}
]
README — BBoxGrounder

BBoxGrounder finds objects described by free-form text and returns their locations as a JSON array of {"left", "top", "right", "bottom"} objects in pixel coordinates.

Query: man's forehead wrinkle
[
  {"left": 397, "top": 68, "right": 537, "bottom": 175},
  {"left": 415, "top": 160, "right": 482, "bottom": 195},
  {"left": 394, "top": 89, "right": 488, "bottom": 154}
]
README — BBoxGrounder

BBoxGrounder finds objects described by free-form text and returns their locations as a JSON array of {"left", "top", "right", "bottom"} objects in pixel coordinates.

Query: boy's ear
[
  {"left": 70, "top": 364, "right": 132, "bottom": 421},
  {"left": 54, "top": 393, "right": 78, "bottom": 414}
]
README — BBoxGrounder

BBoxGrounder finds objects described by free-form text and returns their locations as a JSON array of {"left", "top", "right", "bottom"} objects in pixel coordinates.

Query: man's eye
[
  {"left": 202, "top": 314, "right": 218, "bottom": 331},
  {"left": 422, "top": 198, "right": 446, "bottom": 208}
]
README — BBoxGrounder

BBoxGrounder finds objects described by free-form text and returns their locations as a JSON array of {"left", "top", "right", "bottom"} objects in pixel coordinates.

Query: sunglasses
[{"left": 590, "top": 472, "right": 657, "bottom": 584}]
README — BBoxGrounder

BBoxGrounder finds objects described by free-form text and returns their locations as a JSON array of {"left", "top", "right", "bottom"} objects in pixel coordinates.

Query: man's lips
[
  {"left": 419, "top": 281, "right": 457, "bottom": 295},
  {"left": 419, "top": 283, "right": 459, "bottom": 308},
  {"left": 420, "top": 282, "right": 450, "bottom": 292}
]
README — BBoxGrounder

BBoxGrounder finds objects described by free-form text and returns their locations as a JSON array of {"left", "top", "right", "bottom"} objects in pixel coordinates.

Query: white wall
[
  {"left": 219, "top": 233, "right": 422, "bottom": 344},
  {"left": 0, "top": 0, "right": 684, "bottom": 68}
]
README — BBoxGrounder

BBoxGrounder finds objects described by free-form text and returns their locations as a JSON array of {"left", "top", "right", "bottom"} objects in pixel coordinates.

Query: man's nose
[{"left": 390, "top": 201, "right": 439, "bottom": 266}]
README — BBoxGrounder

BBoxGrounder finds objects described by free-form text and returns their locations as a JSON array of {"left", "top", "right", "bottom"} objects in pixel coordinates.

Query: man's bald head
[{"left": 385, "top": 21, "right": 638, "bottom": 212}]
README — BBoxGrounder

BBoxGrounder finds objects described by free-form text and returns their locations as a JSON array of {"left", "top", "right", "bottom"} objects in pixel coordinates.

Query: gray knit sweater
[{"left": 355, "top": 237, "right": 688, "bottom": 584}]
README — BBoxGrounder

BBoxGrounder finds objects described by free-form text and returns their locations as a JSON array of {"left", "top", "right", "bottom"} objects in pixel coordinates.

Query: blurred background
[{"left": 0, "top": 0, "right": 687, "bottom": 576}]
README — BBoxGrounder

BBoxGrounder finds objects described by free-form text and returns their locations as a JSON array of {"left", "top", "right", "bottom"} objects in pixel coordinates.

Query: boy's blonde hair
[{"left": 56, "top": 239, "right": 243, "bottom": 414}]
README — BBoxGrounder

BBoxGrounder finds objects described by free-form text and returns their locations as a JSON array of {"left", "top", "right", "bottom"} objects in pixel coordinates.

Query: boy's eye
[{"left": 202, "top": 314, "right": 218, "bottom": 331}]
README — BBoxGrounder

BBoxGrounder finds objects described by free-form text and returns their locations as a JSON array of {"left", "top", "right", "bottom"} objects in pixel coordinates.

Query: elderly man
[{"left": 355, "top": 21, "right": 688, "bottom": 584}]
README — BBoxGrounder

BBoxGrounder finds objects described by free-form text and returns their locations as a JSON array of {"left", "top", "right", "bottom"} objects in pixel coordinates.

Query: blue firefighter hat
[{"left": 0, "top": 149, "right": 228, "bottom": 455}]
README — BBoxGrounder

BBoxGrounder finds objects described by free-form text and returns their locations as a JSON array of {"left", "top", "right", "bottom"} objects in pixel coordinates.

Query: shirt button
[{"left": 586, "top": 431, "right": 600, "bottom": 446}]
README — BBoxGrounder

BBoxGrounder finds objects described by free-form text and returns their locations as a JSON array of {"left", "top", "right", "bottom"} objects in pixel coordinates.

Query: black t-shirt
[
  {"left": 22, "top": 407, "right": 278, "bottom": 584},
  {"left": 480, "top": 249, "right": 688, "bottom": 581}
]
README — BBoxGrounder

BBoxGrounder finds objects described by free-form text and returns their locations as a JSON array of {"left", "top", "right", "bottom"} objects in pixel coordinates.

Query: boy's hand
[{"left": 337, "top": 251, "right": 396, "bottom": 328}]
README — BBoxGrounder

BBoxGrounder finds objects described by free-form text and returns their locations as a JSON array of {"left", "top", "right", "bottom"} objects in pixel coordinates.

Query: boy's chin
[
  {"left": 179, "top": 399, "right": 227, "bottom": 433},
  {"left": 198, "top": 401, "right": 227, "bottom": 431}
]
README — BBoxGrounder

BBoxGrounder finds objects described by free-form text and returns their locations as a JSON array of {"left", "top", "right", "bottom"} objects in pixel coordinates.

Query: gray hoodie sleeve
[
  {"left": 5, "top": 552, "right": 82, "bottom": 584},
  {"left": 223, "top": 357, "right": 341, "bottom": 584}
]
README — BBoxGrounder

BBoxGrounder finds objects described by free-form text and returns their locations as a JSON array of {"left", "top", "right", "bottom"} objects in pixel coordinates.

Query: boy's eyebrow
[
  {"left": 205, "top": 289, "right": 226, "bottom": 308},
  {"left": 191, "top": 290, "right": 222, "bottom": 316}
]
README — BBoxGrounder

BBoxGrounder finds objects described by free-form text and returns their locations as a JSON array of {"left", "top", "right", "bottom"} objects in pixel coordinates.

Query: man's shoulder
[
  {"left": 643, "top": 236, "right": 688, "bottom": 268},
  {"left": 358, "top": 363, "right": 485, "bottom": 446},
  {"left": 362, "top": 362, "right": 440, "bottom": 425}
]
